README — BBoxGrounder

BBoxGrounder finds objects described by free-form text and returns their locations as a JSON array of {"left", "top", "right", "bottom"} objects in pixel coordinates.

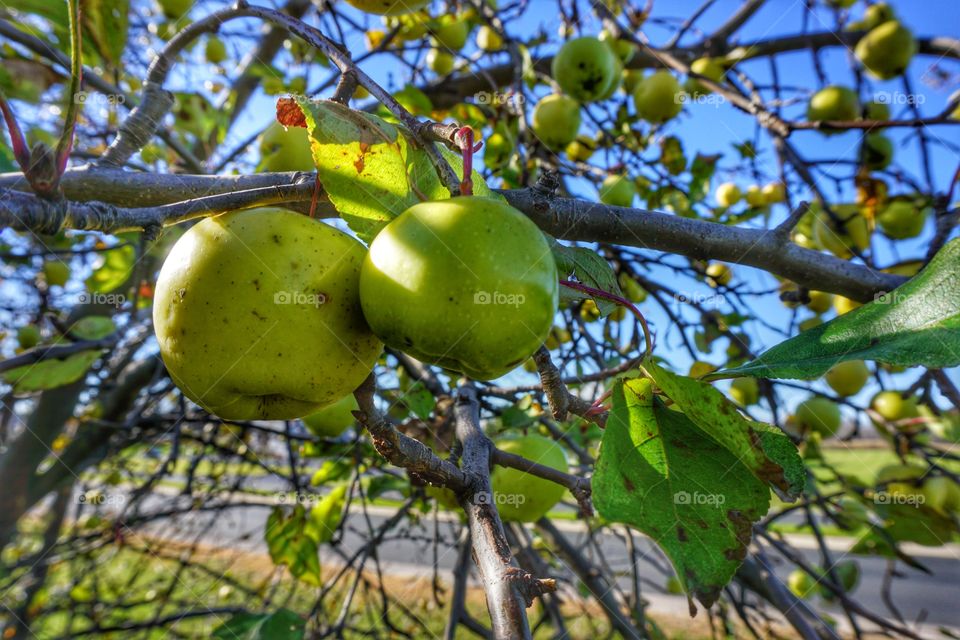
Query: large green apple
[
  {"left": 551, "top": 37, "right": 620, "bottom": 103},
  {"left": 344, "top": 0, "right": 429, "bottom": 15},
  {"left": 633, "top": 71, "right": 683, "bottom": 124},
  {"left": 153, "top": 208, "right": 382, "bottom": 420},
  {"left": 806, "top": 86, "right": 860, "bottom": 131},
  {"left": 824, "top": 360, "right": 869, "bottom": 397},
  {"left": 359, "top": 197, "right": 559, "bottom": 380},
  {"left": 598, "top": 175, "right": 635, "bottom": 207},
  {"left": 855, "top": 21, "right": 916, "bottom": 80},
  {"left": 794, "top": 396, "right": 842, "bottom": 436},
  {"left": 812, "top": 204, "right": 871, "bottom": 258},
  {"left": 531, "top": 94, "right": 581, "bottom": 151},
  {"left": 258, "top": 122, "right": 315, "bottom": 173},
  {"left": 876, "top": 199, "right": 927, "bottom": 239},
  {"left": 490, "top": 434, "right": 568, "bottom": 522},
  {"left": 302, "top": 394, "right": 359, "bottom": 438}
]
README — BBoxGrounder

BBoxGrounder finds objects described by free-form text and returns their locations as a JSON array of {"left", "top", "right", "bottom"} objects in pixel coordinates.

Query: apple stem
[
  {"left": 455, "top": 126, "right": 482, "bottom": 197},
  {"left": 559, "top": 279, "right": 654, "bottom": 360}
]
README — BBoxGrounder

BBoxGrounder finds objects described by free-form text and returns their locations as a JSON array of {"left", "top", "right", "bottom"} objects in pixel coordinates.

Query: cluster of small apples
[
  {"left": 873, "top": 463, "right": 960, "bottom": 515},
  {"left": 713, "top": 180, "right": 786, "bottom": 210},
  {"left": 852, "top": 3, "right": 916, "bottom": 80}
]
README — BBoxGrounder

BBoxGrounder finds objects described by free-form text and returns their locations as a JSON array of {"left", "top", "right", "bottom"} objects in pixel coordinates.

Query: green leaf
[
  {"left": 81, "top": 0, "right": 129, "bottom": 68},
  {"left": 265, "top": 506, "right": 321, "bottom": 585},
  {"left": 297, "top": 99, "right": 491, "bottom": 243},
  {"left": 402, "top": 381, "right": 435, "bottom": 420},
  {"left": 550, "top": 240, "right": 623, "bottom": 316},
  {"left": 2, "top": 350, "right": 101, "bottom": 393},
  {"left": 86, "top": 241, "right": 135, "bottom": 294},
  {"left": 307, "top": 485, "right": 347, "bottom": 545},
  {"left": 642, "top": 360, "right": 804, "bottom": 501},
  {"left": 309, "top": 459, "right": 351, "bottom": 486},
  {"left": 593, "top": 379, "right": 770, "bottom": 609},
  {"left": 714, "top": 238, "right": 960, "bottom": 381},
  {"left": 364, "top": 474, "right": 409, "bottom": 501},
  {"left": 212, "top": 609, "right": 305, "bottom": 640},
  {"left": 67, "top": 316, "right": 115, "bottom": 340}
]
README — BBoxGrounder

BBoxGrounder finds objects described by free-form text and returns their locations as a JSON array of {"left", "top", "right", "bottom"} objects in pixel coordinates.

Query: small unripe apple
[
  {"left": 617, "top": 273, "right": 647, "bottom": 303},
  {"left": 806, "top": 86, "right": 860, "bottom": 131},
  {"left": 427, "top": 48, "right": 454, "bottom": 75},
  {"left": 828, "top": 0, "right": 856, "bottom": 7},
  {"left": 688, "top": 360, "right": 717, "bottom": 378},
  {"left": 745, "top": 185, "right": 766, "bottom": 208},
  {"left": 705, "top": 262, "right": 732, "bottom": 287},
  {"left": 205, "top": 36, "right": 227, "bottom": 64},
  {"left": 360, "top": 197, "right": 559, "bottom": 380},
  {"left": 762, "top": 182, "right": 786, "bottom": 204},
  {"left": 484, "top": 132, "right": 513, "bottom": 169},
  {"left": 715, "top": 182, "right": 741, "bottom": 207},
  {"left": 821, "top": 560, "right": 860, "bottom": 599},
  {"left": 599, "top": 175, "right": 636, "bottom": 207},
  {"left": 860, "top": 133, "right": 893, "bottom": 170},
  {"left": 795, "top": 396, "right": 842, "bottom": 436},
  {"left": 258, "top": 121, "right": 314, "bottom": 172},
  {"left": 345, "top": 0, "right": 429, "bottom": 16},
  {"left": 824, "top": 360, "right": 869, "bottom": 397},
  {"left": 565, "top": 135, "right": 596, "bottom": 163},
  {"left": 832, "top": 296, "right": 861, "bottom": 315},
  {"left": 855, "top": 21, "right": 916, "bottom": 80},
  {"left": 430, "top": 16, "right": 470, "bottom": 50},
  {"left": 490, "top": 434, "right": 568, "bottom": 522},
  {"left": 17, "top": 324, "right": 41, "bottom": 350},
  {"left": 812, "top": 205, "right": 870, "bottom": 259},
  {"left": 730, "top": 377, "right": 759, "bottom": 406},
  {"left": 685, "top": 57, "right": 725, "bottom": 97},
  {"left": 153, "top": 209, "right": 382, "bottom": 420},
  {"left": 871, "top": 391, "right": 919, "bottom": 421},
  {"left": 552, "top": 37, "right": 620, "bottom": 103},
  {"left": 531, "top": 94, "right": 581, "bottom": 150},
  {"left": 805, "top": 290, "right": 833, "bottom": 314},
  {"left": 922, "top": 476, "right": 960, "bottom": 514},
  {"left": 876, "top": 199, "right": 927, "bottom": 240},
  {"left": 788, "top": 569, "right": 818, "bottom": 599},
  {"left": 302, "top": 394, "right": 359, "bottom": 438},
  {"left": 633, "top": 71, "right": 683, "bottom": 124},
  {"left": 476, "top": 25, "right": 503, "bottom": 51},
  {"left": 863, "top": 100, "right": 891, "bottom": 121},
  {"left": 43, "top": 261, "right": 70, "bottom": 287}
]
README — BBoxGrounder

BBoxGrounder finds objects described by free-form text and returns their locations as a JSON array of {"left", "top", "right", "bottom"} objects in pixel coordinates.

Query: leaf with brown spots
[
  {"left": 593, "top": 379, "right": 770, "bottom": 609},
  {"left": 642, "top": 360, "right": 804, "bottom": 501}
]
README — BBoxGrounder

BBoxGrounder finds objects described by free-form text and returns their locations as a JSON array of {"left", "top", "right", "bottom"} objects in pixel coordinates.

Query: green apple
[
  {"left": 490, "top": 434, "right": 568, "bottom": 522},
  {"left": 153, "top": 208, "right": 382, "bottom": 420},
  {"left": 730, "top": 377, "right": 759, "bottom": 406},
  {"left": 476, "top": 26, "right": 503, "bottom": 51},
  {"left": 821, "top": 560, "right": 860, "bottom": 599},
  {"left": 705, "top": 262, "right": 732, "bottom": 287},
  {"left": 258, "top": 121, "right": 314, "bottom": 172},
  {"left": 806, "top": 290, "right": 833, "bottom": 314},
  {"left": 824, "top": 360, "right": 869, "bottom": 397},
  {"left": 484, "top": 132, "right": 513, "bottom": 169},
  {"left": 344, "top": 0, "right": 429, "bottom": 15},
  {"left": 812, "top": 205, "right": 870, "bottom": 258},
  {"left": 860, "top": 133, "right": 893, "bottom": 170},
  {"left": 427, "top": 48, "right": 454, "bottom": 75},
  {"left": 531, "top": 94, "right": 581, "bottom": 150},
  {"left": 17, "top": 324, "right": 41, "bottom": 350},
  {"left": 205, "top": 36, "right": 227, "bottom": 64},
  {"left": 762, "top": 182, "right": 786, "bottom": 204},
  {"left": 855, "top": 21, "right": 916, "bottom": 80},
  {"left": 922, "top": 476, "right": 960, "bottom": 513},
  {"left": 795, "top": 397, "right": 842, "bottom": 436},
  {"left": 157, "top": 0, "right": 191, "bottom": 19},
  {"left": 876, "top": 199, "right": 927, "bottom": 239},
  {"left": 633, "top": 71, "right": 683, "bottom": 124},
  {"left": 359, "top": 197, "right": 559, "bottom": 380},
  {"left": 788, "top": 569, "right": 818, "bottom": 599},
  {"left": 599, "top": 175, "right": 636, "bottom": 207},
  {"left": 565, "top": 135, "right": 596, "bottom": 163},
  {"left": 871, "top": 391, "right": 919, "bottom": 421},
  {"left": 685, "top": 57, "right": 725, "bottom": 97},
  {"left": 715, "top": 182, "right": 741, "bottom": 207},
  {"left": 552, "top": 37, "right": 620, "bottom": 103},
  {"left": 430, "top": 16, "right": 470, "bottom": 50},
  {"left": 745, "top": 185, "right": 766, "bottom": 208},
  {"left": 598, "top": 29, "right": 637, "bottom": 64},
  {"left": 302, "top": 394, "right": 359, "bottom": 438},
  {"left": 617, "top": 273, "right": 647, "bottom": 303},
  {"left": 43, "top": 261, "right": 70, "bottom": 287},
  {"left": 806, "top": 86, "right": 860, "bottom": 130},
  {"left": 863, "top": 100, "right": 891, "bottom": 121}
]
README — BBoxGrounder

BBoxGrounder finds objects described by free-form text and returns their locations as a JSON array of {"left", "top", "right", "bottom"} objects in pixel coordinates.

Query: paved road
[{"left": 129, "top": 491, "right": 960, "bottom": 634}]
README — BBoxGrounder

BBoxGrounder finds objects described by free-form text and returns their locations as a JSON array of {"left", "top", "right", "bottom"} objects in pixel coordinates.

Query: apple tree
[{"left": 1, "top": 0, "right": 959, "bottom": 638}]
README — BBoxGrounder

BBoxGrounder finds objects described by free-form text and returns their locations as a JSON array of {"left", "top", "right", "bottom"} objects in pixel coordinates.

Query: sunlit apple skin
[
  {"left": 922, "top": 476, "right": 960, "bottom": 514},
  {"left": 344, "top": 0, "right": 429, "bottom": 15},
  {"left": 685, "top": 57, "right": 725, "bottom": 97},
  {"left": 745, "top": 185, "right": 766, "bottom": 208},
  {"left": 302, "top": 394, "right": 359, "bottom": 438},
  {"left": 705, "top": 263, "right": 731, "bottom": 287},
  {"left": 812, "top": 205, "right": 870, "bottom": 259},
  {"left": 795, "top": 397, "right": 842, "bottom": 436},
  {"left": 824, "top": 360, "right": 869, "bottom": 397},
  {"left": 153, "top": 208, "right": 382, "bottom": 420},
  {"left": 427, "top": 48, "right": 454, "bottom": 75},
  {"left": 551, "top": 37, "right": 620, "bottom": 103},
  {"left": 258, "top": 122, "right": 314, "bottom": 172},
  {"left": 805, "top": 290, "right": 833, "bottom": 314},
  {"left": 476, "top": 26, "right": 503, "bottom": 51},
  {"left": 860, "top": 133, "right": 893, "bottom": 170},
  {"left": 633, "top": 71, "right": 683, "bottom": 124},
  {"left": 430, "top": 16, "right": 470, "bottom": 50},
  {"left": 490, "top": 434, "right": 568, "bottom": 522},
  {"left": 788, "top": 569, "right": 817, "bottom": 599},
  {"left": 762, "top": 182, "right": 786, "bottom": 204},
  {"left": 855, "top": 21, "right": 916, "bottom": 80},
  {"left": 876, "top": 199, "right": 927, "bottom": 240},
  {"left": 871, "top": 391, "right": 919, "bottom": 421},
  {"left": 359, "top": 197, "right": 559, "bottom": 381},
  {"left": 715, "top": 182, "right": 741, "bottom": 207},
  {"left": 806, "top": 86, "right": 860, "bottom": 132},
  {"left": 531, "top": 94, "right": 582, "bottom": 151},
  {"left": 599, "top": 175, "right": 635, "bottom": 207}
]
